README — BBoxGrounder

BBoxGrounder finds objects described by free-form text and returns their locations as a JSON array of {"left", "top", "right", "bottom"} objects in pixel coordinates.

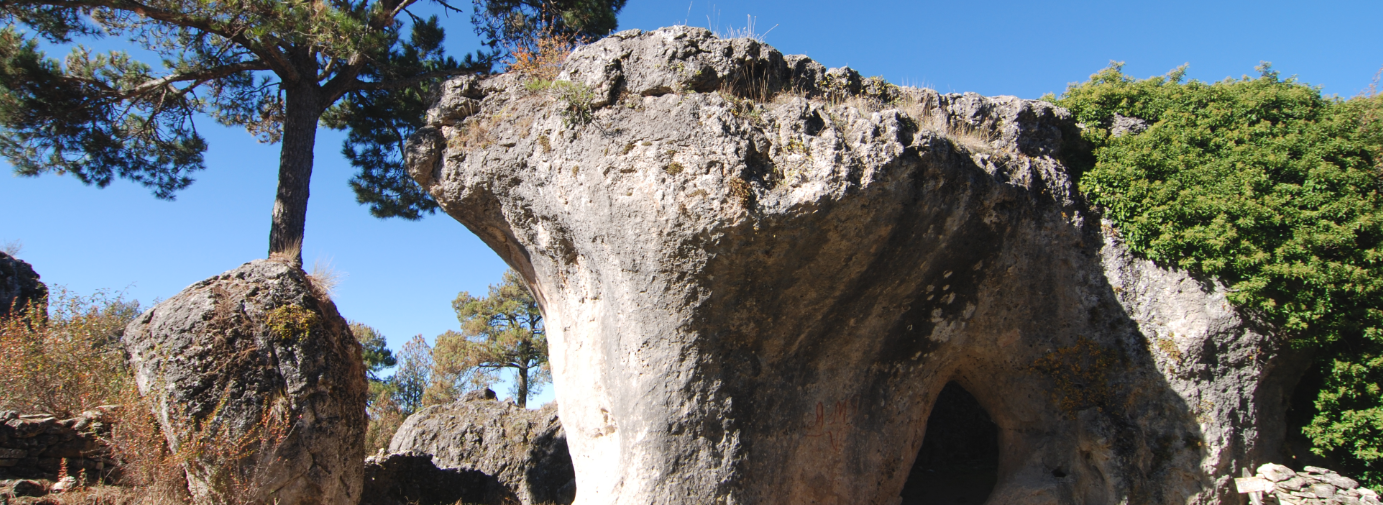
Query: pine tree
[
  {"left": 432, "top": 269, "right": 547, "bottom": 407},
  {"left": 0, "top": 0, "right": 624, "bottom": 264}
]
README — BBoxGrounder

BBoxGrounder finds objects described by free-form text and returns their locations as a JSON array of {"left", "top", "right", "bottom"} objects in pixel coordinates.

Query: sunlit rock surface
[{"left": 409, "top": 26, "right": 1304, "bottom": 505}]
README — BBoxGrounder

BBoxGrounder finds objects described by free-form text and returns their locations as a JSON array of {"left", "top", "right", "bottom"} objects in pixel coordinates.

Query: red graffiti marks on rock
[{"left": 804, "top": 397, "right": 859, "bottom": 452}]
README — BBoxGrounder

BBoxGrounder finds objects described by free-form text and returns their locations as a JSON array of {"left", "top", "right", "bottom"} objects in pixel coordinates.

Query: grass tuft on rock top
[{"left": 1051, "top": 62, "right": 1383, "bottom": 484}]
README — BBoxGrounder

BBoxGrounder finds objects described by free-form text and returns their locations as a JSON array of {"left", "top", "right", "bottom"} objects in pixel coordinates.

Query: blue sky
[{"left": 2, "top": 0, "right": 1380, "bottom": 406}]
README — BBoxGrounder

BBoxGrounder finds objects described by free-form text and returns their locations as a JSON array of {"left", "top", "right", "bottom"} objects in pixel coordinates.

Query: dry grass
[
  {"left": 449, "top": 114, "right": 500, "bottom": 151},
  {"left": 307, "top": 257, "right": 343, "bottom": 300},
  {"left": 267, "top": 237, "right": 303, "bottom": 267},
  {"left": 893, "top": 91, "right": 997, "bottom": 153},
  {"left": 2, "top": 238, "right": 21, "bottom": 256},
  {"left": 707, "top": 13, "right": 777, "bottom": 42},
  {"left": 0, "top": 288, "right": 138, "bottom": 417}
]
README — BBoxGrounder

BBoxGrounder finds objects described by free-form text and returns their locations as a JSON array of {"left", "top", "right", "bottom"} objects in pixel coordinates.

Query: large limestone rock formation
[
  {"left": 0, "top": 252, "right": 46, "bottom": 317},
  {"left": 387, "top": 393, "right": 575, "bottom": 505},
  {"left": 123, "top": 259, "right": 368, "bottom": 504},
  {"left": 406, "top": 26, "right": 1303, "bottom": 504}
]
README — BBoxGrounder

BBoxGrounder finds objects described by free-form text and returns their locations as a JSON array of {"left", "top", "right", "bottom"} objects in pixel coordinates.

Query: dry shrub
[
  {"left": 172, "top": 398, "right": 292, "bottom": 505},
  {"left": 0, "top": 289, "right": 185, "bottom": 503},
  {"left": 0, "top": 289, "right": 296, "bottom": 504},
  {"left": 0, "top": 288, "right": 138, "bottom": 417},
  {"left": 364, "top": 393, "right": 405, "bottom": 454},
  {"left": 507, "top": 31, "right": 575, "bottom": 82}
]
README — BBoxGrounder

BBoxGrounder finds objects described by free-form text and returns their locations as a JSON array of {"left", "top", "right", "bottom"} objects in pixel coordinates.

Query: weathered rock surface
[
  {"left": 387, "top": 394, "right": 574, "bottom": 505},
  {"left": 123, "top": 260, "right": 367, "bottom": 505},
  {"left": 0, "top": 252, "right": 45, "bottom": 317},
  {"left": 360, "top": 452, "right": 512, "bottom": 505},
  {"left": 408, "top": 26, "right": 1304, "bottom": 504}
]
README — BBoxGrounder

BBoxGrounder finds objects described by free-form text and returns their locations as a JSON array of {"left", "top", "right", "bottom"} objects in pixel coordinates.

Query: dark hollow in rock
[{"left": 900, "top": 382, "right": 999, "bottom": 505}]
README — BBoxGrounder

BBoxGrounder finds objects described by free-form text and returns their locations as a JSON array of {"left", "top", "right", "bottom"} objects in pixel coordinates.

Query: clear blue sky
[{"left": 2, "top": 0, "right": 1379, "bottom": 406}]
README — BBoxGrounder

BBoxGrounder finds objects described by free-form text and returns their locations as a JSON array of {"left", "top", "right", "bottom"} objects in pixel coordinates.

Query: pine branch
[{"left": 125, "top": 60, "right": 269, "bottom": 98}]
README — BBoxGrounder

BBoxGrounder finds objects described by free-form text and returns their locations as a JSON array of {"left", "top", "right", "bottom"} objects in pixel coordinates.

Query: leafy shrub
[{"left": 1052, "top": 63, "right": 1383, "bottom": 483}]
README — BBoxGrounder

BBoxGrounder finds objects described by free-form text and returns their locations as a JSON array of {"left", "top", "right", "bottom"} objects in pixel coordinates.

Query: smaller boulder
[
  {"left": 388, "top": 394, "right": 574, "bottom": 505},
  {"left": 360, "top": 452, "right": 512, "bottom": 505}
]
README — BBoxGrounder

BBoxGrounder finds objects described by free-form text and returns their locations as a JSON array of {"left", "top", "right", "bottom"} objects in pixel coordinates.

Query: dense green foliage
[
  {"left": 1052, "top": 63, "right": 1383, "bottom": 483},
  {"left": 431, "top": 269, "right": 548, "bottom": 407},
  {"left": 351, "top": 322, "right": 398, "bottom": 382}
]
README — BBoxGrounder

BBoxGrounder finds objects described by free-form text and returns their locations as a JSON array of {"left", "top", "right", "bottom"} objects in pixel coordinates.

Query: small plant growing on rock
[{"left": 550, "top": 80, "right": 597, "bottom": 126}]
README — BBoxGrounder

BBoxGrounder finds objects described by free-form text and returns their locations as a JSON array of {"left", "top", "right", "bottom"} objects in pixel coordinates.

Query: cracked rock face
[
  {"left": 123, "top": 260, "right": 367, "bottom": 505},
  {"left": 408, "top": 26, "right": 1304, "bottom": 505}
]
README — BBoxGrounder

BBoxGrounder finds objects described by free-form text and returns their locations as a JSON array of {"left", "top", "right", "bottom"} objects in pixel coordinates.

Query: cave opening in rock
[{"left": 898, "top": 381, "right": 1000, "bottom": 505}]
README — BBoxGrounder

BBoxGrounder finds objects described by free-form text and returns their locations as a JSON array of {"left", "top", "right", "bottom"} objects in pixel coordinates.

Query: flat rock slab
[{"left": 409, "top": 26, "right": 1304, "bottom": 505}]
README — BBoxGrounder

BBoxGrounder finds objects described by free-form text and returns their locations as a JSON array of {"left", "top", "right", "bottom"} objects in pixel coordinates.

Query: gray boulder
[
  {"left": 387, "top": 394, "right": 573, "bottom": 505},
  {"left": 408, "top": 26, "right": 1304, "bottom": 504},
  {"left": 0, "top": 252, "right": 45, "bottom": 317},
  {"left": 123, "top": 259, "right": 368, "bottom": 505}
]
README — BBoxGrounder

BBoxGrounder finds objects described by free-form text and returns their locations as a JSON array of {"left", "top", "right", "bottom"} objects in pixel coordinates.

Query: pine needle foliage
[
  {"left": 1052, "top": 62, "right": 1383, "bottom": 484},
  {"left": 0, "top": 0, "right": 625, "bottom": 261}
]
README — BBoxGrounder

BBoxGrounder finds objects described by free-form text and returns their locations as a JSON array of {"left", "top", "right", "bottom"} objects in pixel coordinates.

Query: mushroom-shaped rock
[
  {"left": 123, "top": 259, "right": 368, "bottom": 504},
  {"left": 408, "top": 26, "right": 1305, "bottom": 505}
]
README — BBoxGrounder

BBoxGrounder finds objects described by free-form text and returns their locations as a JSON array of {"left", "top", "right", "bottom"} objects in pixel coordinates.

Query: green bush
[{"left": 1051, "top": 63, "right": 1383, "bottom": 483}]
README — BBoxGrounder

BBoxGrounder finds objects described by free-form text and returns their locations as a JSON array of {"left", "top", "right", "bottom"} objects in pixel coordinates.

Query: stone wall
[{"left": 0, "top": 408, "right": 119, "bottom": 495}]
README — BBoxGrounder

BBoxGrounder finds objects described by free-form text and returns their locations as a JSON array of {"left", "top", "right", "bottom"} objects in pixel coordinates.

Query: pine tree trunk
[
  {"left": 516, "top": 363, "right": 529, "bottom": 408},
  {"left": 268, "top": 84, "right": 323, "bottom": 266}
]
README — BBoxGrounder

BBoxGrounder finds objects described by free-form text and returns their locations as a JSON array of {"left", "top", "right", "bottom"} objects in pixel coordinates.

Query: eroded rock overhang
[{"left": 406, "top": 26, "right": 1302, "bottom": 505}]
